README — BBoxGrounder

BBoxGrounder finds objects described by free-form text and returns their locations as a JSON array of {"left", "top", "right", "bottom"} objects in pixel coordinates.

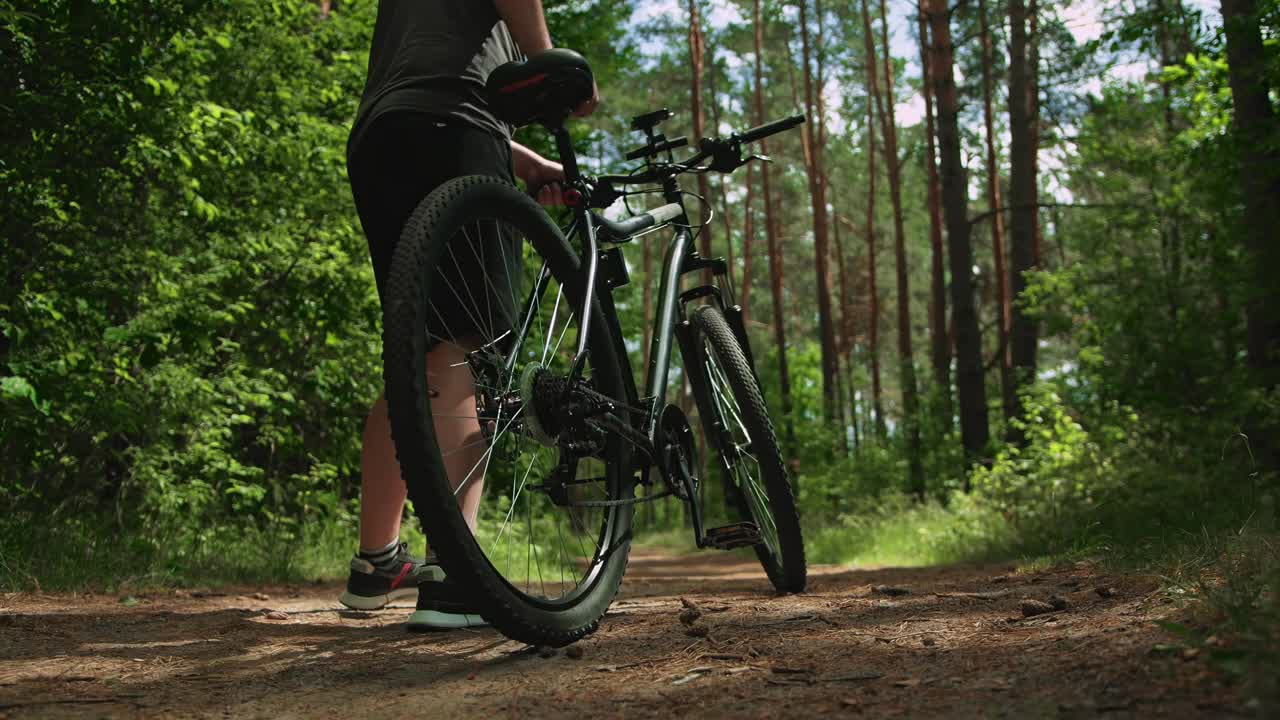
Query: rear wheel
[
  {"left": 689, "top": 304, "right": 805, "bottom": 593},
  {"left": 382, "top": 175, "right": 635, "bottom": 647}
]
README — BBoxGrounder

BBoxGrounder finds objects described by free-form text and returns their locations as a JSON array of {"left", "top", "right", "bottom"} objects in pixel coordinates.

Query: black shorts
[{"left": 347, "top": 112, "right": 520, "bottom": 346}]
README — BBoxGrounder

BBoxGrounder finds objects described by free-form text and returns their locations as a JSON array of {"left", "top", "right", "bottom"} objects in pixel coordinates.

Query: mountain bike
[{"left": 381, "top": 49, "right": 806, "bottom": 647}]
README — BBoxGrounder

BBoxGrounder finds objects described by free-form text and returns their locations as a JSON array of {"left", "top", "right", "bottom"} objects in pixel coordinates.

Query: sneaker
[
  {"left": 407, "top": 576, "right": 488, "bottom": 631},
  {"left": 338, "top": 544, "right": 444, "bottom": 611}
]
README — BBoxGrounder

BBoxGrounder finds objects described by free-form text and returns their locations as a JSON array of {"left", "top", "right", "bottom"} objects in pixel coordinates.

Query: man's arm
[
  {"left": 512, "top": 140, "right": 565, "bottom": 205},
  {"left": 495, "top": 0, "right": 598, "bottom": 117},
  {"left": 494, "top": 0, "right": 552, "bottom": 55}
]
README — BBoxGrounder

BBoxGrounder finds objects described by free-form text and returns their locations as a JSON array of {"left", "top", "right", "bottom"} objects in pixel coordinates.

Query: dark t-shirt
[{"left": 347, "top": 0, "right": 522, "bottom": 157}]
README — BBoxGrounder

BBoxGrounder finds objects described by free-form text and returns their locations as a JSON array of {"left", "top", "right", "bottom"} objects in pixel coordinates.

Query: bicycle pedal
[{"left": 703, "top": 522, "right": 762, "bottom": 550}]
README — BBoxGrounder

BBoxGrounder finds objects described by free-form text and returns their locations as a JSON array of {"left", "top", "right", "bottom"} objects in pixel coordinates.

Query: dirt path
[{"left": 0, "top": 551, "right": 1245, "bottom": 718}]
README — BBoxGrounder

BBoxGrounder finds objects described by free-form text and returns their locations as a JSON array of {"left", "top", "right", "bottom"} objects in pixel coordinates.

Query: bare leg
[
  {"left": 426, "top": 339, "right": 487, "bottom": 531},
  {"left": 358, "top": 339, "right": 487, "bottom": 549},
  {"left": 359, "top": 394, "right": 405, "bottom": 550}
]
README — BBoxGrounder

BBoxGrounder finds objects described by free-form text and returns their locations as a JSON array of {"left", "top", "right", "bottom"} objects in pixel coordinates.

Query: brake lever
[{"left": 745, "top": 154, "right": 773, "bottom": 164}]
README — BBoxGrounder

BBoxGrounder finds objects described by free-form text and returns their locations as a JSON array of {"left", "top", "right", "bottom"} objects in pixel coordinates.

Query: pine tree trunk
[
  {"left": 753, "top": 0, "right": 796, "bottom": 452},
  {"left": 687, "top": 0, "right": 713, "bottom": 286},
  {"left": 706, "top": 55, "right": 736, "bottom": 290},
  {"left": 928, "top": 0, "right": 990, "bottom": 475},
  {"left": 865, "top": 0, "right": 924, "bottom": 494},
  {"left": 798, "top": 0, "right": 840, "bottom": 421},
  {"left": 1006, "top": 0, "right": 1040, "bottom": 444},
  {"left": 917, "top": 0, "right": 953, "bottom": 434},
  {"left": 1221, "top": 0, "right": 1280, "bottom": 470},
  {"left": 859, "top": 0, "right": 887, "bottom": 441},
  {"left": 978, "top": 0, "right": 1014, "bottom": 426},
  {"left": 834, "top": 214, "right": 855, "bottom": 455}
]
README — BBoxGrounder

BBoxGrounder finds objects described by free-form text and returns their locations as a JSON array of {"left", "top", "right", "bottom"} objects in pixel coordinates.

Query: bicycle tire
[
  {"left": 689, "top": 304, "right": 806, "bottom": 593},
  {"left": 382, "top": 174, "right": 635, "bottom": 647}
]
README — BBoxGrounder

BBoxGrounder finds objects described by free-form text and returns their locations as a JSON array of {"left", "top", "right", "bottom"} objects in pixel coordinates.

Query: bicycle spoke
[{"left": 409, "top": 216, "right": 624, "bottom": 603}]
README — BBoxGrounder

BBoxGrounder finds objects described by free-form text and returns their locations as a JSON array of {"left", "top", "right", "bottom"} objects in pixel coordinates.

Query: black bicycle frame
[{"left": 545, "top": 123, "right": 749, "bottom": 490}]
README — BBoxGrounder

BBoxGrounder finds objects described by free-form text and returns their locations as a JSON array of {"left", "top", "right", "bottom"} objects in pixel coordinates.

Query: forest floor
[{"left": 0, "top": 550, "right": 1252, "bottom": 719}]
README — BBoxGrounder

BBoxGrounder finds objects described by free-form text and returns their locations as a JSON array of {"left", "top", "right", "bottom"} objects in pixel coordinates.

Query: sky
[{"left": 626, "top": 0, "right": 1222, "bottom": 130}]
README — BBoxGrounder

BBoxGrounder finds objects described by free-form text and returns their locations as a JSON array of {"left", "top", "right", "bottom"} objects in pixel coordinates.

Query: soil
[{"left": 0, "top": 551, "right": 1248, "bottom": 718}]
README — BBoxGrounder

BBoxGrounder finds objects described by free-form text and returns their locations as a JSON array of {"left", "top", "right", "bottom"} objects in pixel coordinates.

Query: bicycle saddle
[{"left": 486, "top": 49, "right": 594, "bottom": 128}]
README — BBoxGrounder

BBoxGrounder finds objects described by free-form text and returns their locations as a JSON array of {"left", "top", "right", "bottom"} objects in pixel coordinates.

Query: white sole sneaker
[
  {"left": 338, "top": 586, "right": 418, "bottom": 611},
  {"left": 407, "top": 609, "right": 488, "bottom": 631}
]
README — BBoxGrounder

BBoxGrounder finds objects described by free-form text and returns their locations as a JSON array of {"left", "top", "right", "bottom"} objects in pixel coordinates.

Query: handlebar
[
  {"left": 599, "top": 113, "right": 806, "bottom": 187},
  {"left": 624, "top": 134, "right": 688, "bottom": 161},
  {"left": 737, "top": 114, "right": 806, "bottom": 145}
]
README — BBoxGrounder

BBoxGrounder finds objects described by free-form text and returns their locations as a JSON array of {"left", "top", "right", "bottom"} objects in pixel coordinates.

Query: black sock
[{"left": 359, "top": 541, "right": 400, "bottom": 569}]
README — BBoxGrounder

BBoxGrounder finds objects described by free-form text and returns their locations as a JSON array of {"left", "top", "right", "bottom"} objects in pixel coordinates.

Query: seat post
[{"left": 548, "top": 122, "right": 581, "bottom": 183}]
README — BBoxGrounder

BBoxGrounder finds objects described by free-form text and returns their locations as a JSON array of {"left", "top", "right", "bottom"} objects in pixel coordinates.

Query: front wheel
[{"left": 689, "top": 304, "right": 806, "bottom": 593}]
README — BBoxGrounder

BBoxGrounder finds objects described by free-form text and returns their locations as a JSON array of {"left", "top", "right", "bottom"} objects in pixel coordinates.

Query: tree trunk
[
  {"left": 978, "top": 0, "right": 1014, "bottom": 426},
  {"left": 1221, "top": 0, "right": 1280, "bottom": 470},
  {"left": 1006, "top": 0, "right": 1039, "bottom": 444},
  {"left": 865, "top": 0, "right": 924, "bottom": 495},
  {"left": 927, "top": 0, "right": 990, "bottom": 474},
  {"left": 917, "top": 0, "right": 953, "bottom": 434},
  {"left": 687, "top": 0, "right": 713, "bottom": 286},
  {"left": 753, "top": 0, "right": 796, "bottom": 452},
  {"left": 834, "top": 214, "right": 855, "bottom": 455},
  {"left": 859, "top": 0, "right": 886, "bottom": 441},
  {"left": 706, "top": 54, "right": 736, "bottom": 291},
  {"left": 798, "top": 0, "right": 840, "bottom": 421}
]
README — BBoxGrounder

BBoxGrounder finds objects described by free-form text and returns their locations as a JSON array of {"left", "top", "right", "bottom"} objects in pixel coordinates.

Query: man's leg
[
  {"left": 424, "top": 339, "right": 488, "bottom": 530},
  {"left": 356, "top": 341, "right": 488, "bottom": 544},
  {"left": 358, "top": 394, "right": 405, "bottom": 551}
]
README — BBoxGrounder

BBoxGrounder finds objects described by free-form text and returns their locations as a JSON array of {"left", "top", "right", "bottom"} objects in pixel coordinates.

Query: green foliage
[
  {"left": 0, "top": 0, "right": 632, "bottom": 589},
  {"left": 805, "top": 492, "right": 1019, "bottom": 567},
  {"left": 1150, "top": 528, "right": 1280, "bottom": 712}
]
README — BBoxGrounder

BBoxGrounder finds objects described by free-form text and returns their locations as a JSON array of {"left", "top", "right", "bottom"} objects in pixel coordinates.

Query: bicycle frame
[{"left": 540, "top": 124, "right": 760, "bottom": 539}]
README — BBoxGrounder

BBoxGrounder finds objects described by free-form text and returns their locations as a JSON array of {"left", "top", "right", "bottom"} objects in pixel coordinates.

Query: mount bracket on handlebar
[{"left": 631, "top": 108, "right": 672, "bottom": 132}]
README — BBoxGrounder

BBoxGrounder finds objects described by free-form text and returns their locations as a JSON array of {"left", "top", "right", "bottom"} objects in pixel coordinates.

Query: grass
[{"left": 0, "top": 512, "right": 375, "bottom": 593}]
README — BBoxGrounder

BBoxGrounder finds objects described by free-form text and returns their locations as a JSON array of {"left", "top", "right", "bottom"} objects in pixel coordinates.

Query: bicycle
[{"left": 381, "top": 49, "right": 806, "bottom": 647}]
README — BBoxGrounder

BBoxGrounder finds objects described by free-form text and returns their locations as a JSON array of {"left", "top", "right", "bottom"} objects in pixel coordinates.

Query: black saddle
[{"left": 486, "top": 49, "right": 593, "bottom": 128}]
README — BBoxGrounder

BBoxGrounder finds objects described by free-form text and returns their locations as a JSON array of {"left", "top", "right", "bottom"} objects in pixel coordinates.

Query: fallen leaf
[{"left": 1020, "top": 599, "right": 1056, "bottom": 617}]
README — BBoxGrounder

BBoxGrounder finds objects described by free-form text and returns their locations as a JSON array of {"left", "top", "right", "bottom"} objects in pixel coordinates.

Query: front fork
[{"left": 673, "top": 259, "right": 758, "bottom": 547}]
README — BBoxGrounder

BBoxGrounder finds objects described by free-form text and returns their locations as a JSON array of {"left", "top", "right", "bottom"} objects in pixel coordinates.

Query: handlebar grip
[
  {"left": 737, "top": 114, "right": 806, "bottom": 145},
  {"left": 624, "top": 135, "right": 689, "bottom": 161}
]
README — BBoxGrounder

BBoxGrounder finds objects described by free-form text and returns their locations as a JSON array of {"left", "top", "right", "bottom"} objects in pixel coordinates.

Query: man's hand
[{"left": 511, "top": 141, "right": 566, "bottom": 205}]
